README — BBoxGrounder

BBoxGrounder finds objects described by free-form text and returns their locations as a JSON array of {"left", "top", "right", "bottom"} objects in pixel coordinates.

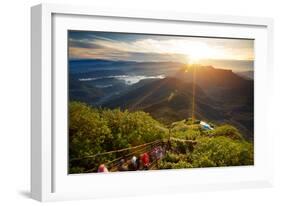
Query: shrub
[
  {"left": 191, "top": 136, "right": 253, "bottom": 167},
  {"left": 211, "top": 125, "right": 243, "bottom": 140},
  {"left": 69, "top": 101, "right": 168, "bottom": 173}
]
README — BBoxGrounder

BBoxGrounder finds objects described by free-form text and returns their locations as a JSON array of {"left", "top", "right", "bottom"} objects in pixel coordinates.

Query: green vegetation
[
  {"left": 69, "top": 101, "right": 254, "bottom": 173},
  {"left": 158, "top": 120, "right": 253, "bottom": 169},
  {"left": 69, "top": 101, "right": 167, "bottom": 173}
]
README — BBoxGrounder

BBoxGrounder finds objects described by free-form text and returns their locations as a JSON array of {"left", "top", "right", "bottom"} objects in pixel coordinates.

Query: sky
[{"left": 68, "top": 30, "right": 254, "bottom": 71}]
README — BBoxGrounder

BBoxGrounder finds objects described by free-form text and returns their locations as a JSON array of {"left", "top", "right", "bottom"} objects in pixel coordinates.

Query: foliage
[
  {"left": 69, "top": 101, "right": 253, "bottom": 173},
  {"left": 69, "top": 102, "right": 113, "bottom": 172},
  {"left": 101, "top": 108, "right": 167, "bottom": 147},
  {"left": 158, "top": 151, "right": 194, "bottom": 169},
  {"left": 69, "top": 102, "right": 112, "bottom": 158},
  {"left": 69, "top": 101, "right": 167, "bottom": 173},
  {"left": 191, "top": 136, "right": 254, "bottom": 167},
  {"left": 159, "top": 123, "right": 253, "bottom": 169},
  {"left": 159, "top": 160, "right": 193, "bottom": 169},
  {"left": 170, "top": 119, "right": 202, "bottom": 140},
  {"left": 209, "top": 124, "right": 243, "bottom": 140}
]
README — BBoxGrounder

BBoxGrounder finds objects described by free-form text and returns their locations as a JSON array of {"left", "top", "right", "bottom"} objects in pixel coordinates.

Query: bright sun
[
  {"left": 188, "top": 53, "right": 202, "bottom": 64},
  {"left": 182, "top": 41, "right": 216, "bottom": 64}
]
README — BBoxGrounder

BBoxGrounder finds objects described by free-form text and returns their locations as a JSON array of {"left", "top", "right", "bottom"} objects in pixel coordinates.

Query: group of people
[
  {"left": 97, "top": 146, "right": 165, "bottom": 173},
  {"left": 117, "top": 152, "right": 149, "bottom": 172}
]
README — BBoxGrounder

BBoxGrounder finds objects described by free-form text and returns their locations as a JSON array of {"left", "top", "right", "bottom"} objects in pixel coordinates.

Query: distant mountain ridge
[
  {"left": 102, "top": 65, "right": 253, "bottom": 139},
  {"left": 103, "top": 77, "right": 225, "bottom": 124},
  {"left": 69, "top": 59, "right": 183, "bottom": 75},
  {"left": 235, "top": 70, "right": 254, "bottom": 80},
  {"left": 69, "top": 61, "right": 254, "bottom": 139}
]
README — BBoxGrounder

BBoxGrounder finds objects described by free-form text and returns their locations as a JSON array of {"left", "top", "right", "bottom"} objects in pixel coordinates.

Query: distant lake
[{"left": 79, "top": 74, "right": 166, "bottom": 85}]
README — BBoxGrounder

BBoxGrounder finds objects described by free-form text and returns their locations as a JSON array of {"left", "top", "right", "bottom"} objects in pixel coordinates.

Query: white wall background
[{"left": 0, "top": 0, "right": 280, "bottom": 205}]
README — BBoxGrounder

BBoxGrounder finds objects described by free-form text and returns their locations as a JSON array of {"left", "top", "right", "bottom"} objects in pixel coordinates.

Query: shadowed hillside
[
  {"left": 101, "top": 65, "right": 253, "bottom": 139},
  {"left": 69, "top": 62, "right": 254, "bottom": 140},
  {"left": 103, "top": 77, "right": 225, "bottom": 124}
]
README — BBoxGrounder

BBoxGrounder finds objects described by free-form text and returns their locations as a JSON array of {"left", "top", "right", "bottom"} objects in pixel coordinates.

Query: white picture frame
[{"left": 31, "top": 3, "right": 274, "bottom": 202}]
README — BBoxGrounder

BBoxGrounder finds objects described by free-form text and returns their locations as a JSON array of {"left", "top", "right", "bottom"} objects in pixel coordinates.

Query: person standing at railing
[
  {"left": 128, "top": 156, "right": 138, "bottom": 171},
  {"left": 118, "top": 159, "right": 128, "bottom": 172},
  {"left": 137, "top": 155, "right": 143, "bottom": 170},
  {"left": 141, "top": 152, "right": 150, "bottom": 170},
  {"left": 149, "top": 147, "right": 156, "bottom": 162}
]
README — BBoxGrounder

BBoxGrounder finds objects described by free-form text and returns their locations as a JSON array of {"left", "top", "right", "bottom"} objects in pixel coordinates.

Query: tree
[
  {"left": 191, "top": 136, "right": 253, "bottom": 167},
  {"left": 210, "top": 124, "right": 243, "bottom": 140},
  {"left": 69, "top": 102, "right": 113, "bottom": 172},
  {"left": 69, "top": 102, "right": 168, "bottom": 173},
  {"left": 101, "top": 108, "right": 167, "bottom": 146}
]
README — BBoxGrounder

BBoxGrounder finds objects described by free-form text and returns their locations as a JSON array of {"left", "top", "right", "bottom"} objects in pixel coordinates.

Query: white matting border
[{"left": 31, "top": 3, "right": 274, "bottom": 201}]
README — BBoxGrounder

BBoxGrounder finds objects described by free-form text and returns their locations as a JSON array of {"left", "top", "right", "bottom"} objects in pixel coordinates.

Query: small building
[{"left": 200, "top": 121, "right": 214, "bottom": 130}]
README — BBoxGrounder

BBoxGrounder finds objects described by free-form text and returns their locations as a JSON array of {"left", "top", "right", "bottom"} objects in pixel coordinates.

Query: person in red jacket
[
  {"left": 141, "top": 152, "right": 150, "bottom": 170},
  {"left": 97, "top": 164, "right": 109, "bottom": 173}
]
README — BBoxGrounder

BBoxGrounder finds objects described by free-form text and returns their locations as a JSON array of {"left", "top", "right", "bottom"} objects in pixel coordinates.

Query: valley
[{"left": 69, "top": 59, "right": 254, "bottom": 140}]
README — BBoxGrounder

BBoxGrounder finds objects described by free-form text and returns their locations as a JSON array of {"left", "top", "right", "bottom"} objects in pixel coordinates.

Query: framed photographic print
[{"left": 31, "top": 3, "right": 274, "bottom": 201}]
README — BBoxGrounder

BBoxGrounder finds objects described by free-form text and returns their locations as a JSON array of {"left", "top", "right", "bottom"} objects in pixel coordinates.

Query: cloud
[
  {"left": 69, "top": 47, "right": 130, "bottom": 60},
  {"left": 69, "top": 39, "right": 104, "bottom": 49},
  {"left": 68, "top": 31, "right": 254, "bottom": 62}
]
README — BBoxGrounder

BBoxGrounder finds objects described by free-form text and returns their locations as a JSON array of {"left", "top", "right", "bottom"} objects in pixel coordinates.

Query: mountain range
[
  {"left": 235, "top": 70, "right": 254, "bottom": 80},
  {"left": 69, "top": 59, "right": 254, "bottom": 139}
]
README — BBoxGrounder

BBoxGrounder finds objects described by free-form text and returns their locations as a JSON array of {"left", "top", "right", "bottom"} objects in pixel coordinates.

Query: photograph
[{"left": 68, "top": 30, "right": 254, "bottom": 174}]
